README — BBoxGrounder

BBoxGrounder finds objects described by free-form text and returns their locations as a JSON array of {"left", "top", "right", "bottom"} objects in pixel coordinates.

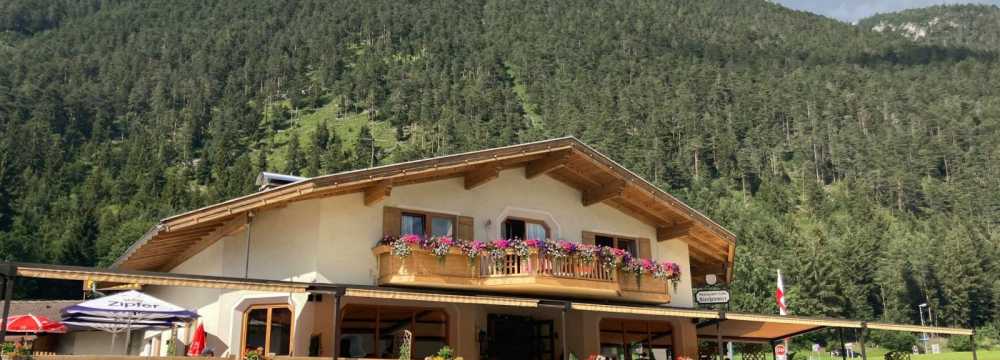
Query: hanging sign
[{"left": 695, "top": 289, "right": 731, "bottom": 304}]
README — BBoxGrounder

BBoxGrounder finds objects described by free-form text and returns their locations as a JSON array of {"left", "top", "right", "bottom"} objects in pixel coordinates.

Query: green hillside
[{"left": 0, "top": 0, "right": 997, "bottom": 346}]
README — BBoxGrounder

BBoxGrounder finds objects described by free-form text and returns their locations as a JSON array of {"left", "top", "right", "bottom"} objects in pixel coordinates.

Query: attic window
[{"left": 501, "top": 217, "right": 549, "bottom": 240}]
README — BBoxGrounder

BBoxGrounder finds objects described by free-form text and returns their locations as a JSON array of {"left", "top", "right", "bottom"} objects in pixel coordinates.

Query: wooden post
[
  {"left": 561, "top": 305, "right": 568, "bottom": 360},
  {"left": 0, "top": 274, "right": 10, "bottom": 342},
  {"left": 858, "top": 323, "right": 868, "bottom": 360},
  {"left": 838, "top": 328, "right": 847, "bottom": 360},
  {"left": 716, "top": 322, "right": 724, "bottom": 360},
  {"left": 332, "top": 290, "right": 343, "bottom": 360},
  {"left": 971, "top": 330, "right": 978, "bottom": 360},
  {"left": 0, "top": 264, "right": 16, "bottom": 344}
]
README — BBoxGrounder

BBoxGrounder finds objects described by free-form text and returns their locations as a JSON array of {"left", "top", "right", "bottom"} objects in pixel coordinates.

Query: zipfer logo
[{"left": 108, "top": 299, "right": 161, "bottom": 309}]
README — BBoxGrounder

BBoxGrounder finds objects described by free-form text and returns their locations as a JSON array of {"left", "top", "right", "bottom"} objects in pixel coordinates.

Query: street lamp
[{"left": 918, "top": 303, "right": 930, "bottom": 352}]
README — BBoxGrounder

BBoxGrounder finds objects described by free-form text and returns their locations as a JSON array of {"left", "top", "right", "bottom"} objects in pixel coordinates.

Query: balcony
[{"left": 373, "top": 245, "right": 672, "bottom": 304}]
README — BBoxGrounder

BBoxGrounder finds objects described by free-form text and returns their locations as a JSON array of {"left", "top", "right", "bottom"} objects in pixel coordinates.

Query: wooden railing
[
  {"left": 480, "top": 253, "right": 616, "bottom": 282},
  {"left": 373, "top": 246, "right": 671, "bottom": 304}
]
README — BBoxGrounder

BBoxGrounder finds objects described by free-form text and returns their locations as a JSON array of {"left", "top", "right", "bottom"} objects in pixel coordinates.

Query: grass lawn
[{"left": 783, "top": 350, "right": 999, "bottom": 360}]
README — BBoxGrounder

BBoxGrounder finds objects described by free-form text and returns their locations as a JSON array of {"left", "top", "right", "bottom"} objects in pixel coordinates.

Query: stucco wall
[{"left": 311, "top": 167, "right": 695, "bottom": 302}]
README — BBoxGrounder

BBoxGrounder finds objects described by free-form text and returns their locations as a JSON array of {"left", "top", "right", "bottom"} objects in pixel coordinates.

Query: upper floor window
[
  {"left": 595, "top": 235, "right": 638, "bottom": 258},
  {"left": 401, "top": 211, "right": 455, "bottom": 238},
  {"left": 502, "top": 217, "right": 549, "bottom": 240}
]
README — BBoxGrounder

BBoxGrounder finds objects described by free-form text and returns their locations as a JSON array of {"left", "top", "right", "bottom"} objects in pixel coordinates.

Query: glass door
[{"left": 242, "top": 304, "right": 293, "bottom": 356}]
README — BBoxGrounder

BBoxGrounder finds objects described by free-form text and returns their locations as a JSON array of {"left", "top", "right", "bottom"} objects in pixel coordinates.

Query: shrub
[
  {"left": 871, "top": 330, "right": 917, "bottom": 352},
  {"left": 949, "top": 335, "right": 973, "bottom": 351}
]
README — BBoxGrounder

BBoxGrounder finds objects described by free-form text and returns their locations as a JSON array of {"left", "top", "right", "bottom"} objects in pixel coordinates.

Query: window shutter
[
  {"left": 457, "top": 216, "right": 475, "bottom": 241},
  {"left": 582, "top": 231, "right": 596, "bottom": 245},
  {"left": 638, "top": 237, "right": 652, "bottom": 259},
  {"left": 383, "top": 206, "right": 401, "bottom": 237}
]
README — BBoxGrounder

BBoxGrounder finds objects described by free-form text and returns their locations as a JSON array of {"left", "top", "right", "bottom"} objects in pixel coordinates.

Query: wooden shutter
[
  {"left": 637, "top": 237, "right": 652, "bottom": 259},
  {"left": 582, "top": 231, "right": 596, "bottom": 245},
  {"left": 383, "top": 206, "right": 401, "bottom": 237},
  {"left": 457, "top": 216, "right": 475, "bottom": 241}
]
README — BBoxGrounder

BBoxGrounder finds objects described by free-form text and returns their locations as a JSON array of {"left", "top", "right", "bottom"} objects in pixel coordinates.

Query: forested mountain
[
  {"left": 859, "top": 4, "right": 1000, "bottom": 51},
  {"left": 1, "top": 0, "right": 998, "bottom": 335}
]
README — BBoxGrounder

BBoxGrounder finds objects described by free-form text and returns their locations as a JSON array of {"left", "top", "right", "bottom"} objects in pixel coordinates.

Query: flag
[
  {"left": 775, "top": 269, "right": 788, "bottom": 316},
  {"left": 187, "top": 323, "right": 206, "bottom": 356}
]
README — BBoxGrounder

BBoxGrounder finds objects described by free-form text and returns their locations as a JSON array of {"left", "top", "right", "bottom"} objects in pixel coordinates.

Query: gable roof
[{"left": 113, "top": 137, "right": 736, "bottom": 283}]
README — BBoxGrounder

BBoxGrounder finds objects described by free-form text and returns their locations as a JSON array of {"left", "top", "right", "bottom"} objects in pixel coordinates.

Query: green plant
[
  {"left": 949, "top": 335, "right": 973, "bottom": 351},
  {"left": 871, "top": 330, "right": 917, "bottom": 353},
  {"left": 244, "top": 348, "right": 265, "bottom": 360},
  {"left": 436, "top": 345, "right": 454, "bottom": 359}
]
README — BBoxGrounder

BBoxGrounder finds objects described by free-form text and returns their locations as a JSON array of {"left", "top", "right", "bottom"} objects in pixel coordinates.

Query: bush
[
  {"left": 949, "top": 336, "right": 973, "bottom": 351},
  {"left": 871, "top": 330, "right": 917, "bottom": 352}
]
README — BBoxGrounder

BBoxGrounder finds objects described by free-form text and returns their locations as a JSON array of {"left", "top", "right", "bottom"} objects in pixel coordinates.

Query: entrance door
[{"left": 487, "top": 314, "right": 556, "bottom": 360}]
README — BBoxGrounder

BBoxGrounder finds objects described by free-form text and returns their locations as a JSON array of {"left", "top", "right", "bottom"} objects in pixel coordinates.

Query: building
[{"left": 0, "top": 137, "right": 974, "bottom": 359}]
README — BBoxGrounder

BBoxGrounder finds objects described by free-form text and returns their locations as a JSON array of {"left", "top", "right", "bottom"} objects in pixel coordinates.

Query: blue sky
[{"left": 772, "top": 0, "right": 1000, "bottom": 23}]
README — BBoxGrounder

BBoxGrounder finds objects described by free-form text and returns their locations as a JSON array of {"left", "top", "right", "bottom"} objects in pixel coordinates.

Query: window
[
  {"left": 242, "top": 305, "right": 293, "bottom": 356},
  {"left": 600, "top": 318, "right": 673, "bottom": 360},
  {"left": 339, "top": 305, "right": 448, "bottom": 359},
  {"left": 595, "top": 235, "right": 638, "bottom": 258},
  {"left": 501, "top": 217, "right": 549, "bottom": 240},
  {"left": 401, "top": 211, "right": 455, "bottom": 238}
]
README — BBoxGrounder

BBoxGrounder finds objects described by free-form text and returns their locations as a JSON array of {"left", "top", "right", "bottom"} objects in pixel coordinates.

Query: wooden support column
[
  {"left": 0, "top": 265, "right": 15, "bottom": 343},
  {"left": 582, "top": 180, "right": 626, "bottom": 206},
  {"left": 859, "top": 323, "right": 868, "bottom": 360},
  {"left": 363, "top": 180, "right": 392, "bottom": 206},
  {"left": 525, "top": 151, "right": 570, "bottom": 179},
  {"left": 331, "top": 288, "right": 344, "bottom": 360},
  {"left": 838, "top": 328, "right": 847, "bottom": 360},
  {"left": 464, "top": 163, "right": 502, "bottom": 190},
  {"left": 971, "top": 329, "right": 978, "bottom": 360}
]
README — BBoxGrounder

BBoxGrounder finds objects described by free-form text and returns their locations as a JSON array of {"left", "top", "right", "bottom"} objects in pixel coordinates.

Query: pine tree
[{"left": 285, "top": 135, "right": 305, "bottom": 176}]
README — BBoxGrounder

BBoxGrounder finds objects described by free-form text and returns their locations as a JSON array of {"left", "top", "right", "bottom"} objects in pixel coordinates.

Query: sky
[{"left": 772, "top": 0, "right": 1000, "bottom": 23}]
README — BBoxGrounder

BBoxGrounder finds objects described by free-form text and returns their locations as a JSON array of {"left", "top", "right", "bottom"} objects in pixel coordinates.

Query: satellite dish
[{"left": 705, "top": 274, "right": 718, "bottom": 286}]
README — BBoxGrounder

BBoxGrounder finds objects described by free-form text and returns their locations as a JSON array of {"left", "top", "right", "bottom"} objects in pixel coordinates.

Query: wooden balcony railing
[{"left": 373, "top": 245, "right": 671, "bottom": 304}]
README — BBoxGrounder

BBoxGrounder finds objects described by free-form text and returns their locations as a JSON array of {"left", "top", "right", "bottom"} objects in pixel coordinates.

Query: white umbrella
[{"left": 61, "top": 291, "right": 197, "bottom": 354}]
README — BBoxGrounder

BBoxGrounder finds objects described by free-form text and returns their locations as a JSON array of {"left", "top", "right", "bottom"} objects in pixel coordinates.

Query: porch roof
[{"left": 3, "top": 261, "right": 975, "bottom": 340}]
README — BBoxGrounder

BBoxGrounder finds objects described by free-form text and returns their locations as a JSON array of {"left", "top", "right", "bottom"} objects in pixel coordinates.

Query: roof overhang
[
  {"left": 7, "top": 262, "right": 975, "bottom": 338},
  {"left": 112, "top": 137, "right": 737, "bottom": 282}
]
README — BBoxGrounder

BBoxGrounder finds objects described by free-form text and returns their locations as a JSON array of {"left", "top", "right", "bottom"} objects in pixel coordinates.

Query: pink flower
[
  {"left": 470, "top": 240, "right": 486, "bottom": 251},
  {"left": 401, "top": 234, "right": 421, "bottom": 245},
  {"left": 438, "top": 236, "right": 454, "bottom": 246},
  {"left": 559, "top": 240, "right": 576, "bottom": 253},
  {"left": 524, "top": 239, "right": 541, "bottom": 248},
  {"left": 642, "top": 258, "right": 655, "bottom": 271},
  {"left": 611, "top": 248, "right": 627, "bottom": 257},
  {"left": 493, "top": 239, "right": 510, "bottom": 249}
]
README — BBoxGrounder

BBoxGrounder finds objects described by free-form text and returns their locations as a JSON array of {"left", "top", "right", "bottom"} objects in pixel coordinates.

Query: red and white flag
[{"left": 775, "top": 269, "right": 788, "bottom": 316}]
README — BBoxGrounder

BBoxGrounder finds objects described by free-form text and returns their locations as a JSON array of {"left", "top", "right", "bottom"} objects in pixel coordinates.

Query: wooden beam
[
  {"left": 464, "top": 163, "right": 502, "bottom": 190},
  {"left": 656, "top": 222, "right": 694, "bottom": 242},
  {"left": 525, "top": 151, "right": 571, "bottom": 179},
  {"left": 157, "top": 215, "right": 248, "bottom": 272},
  {"left": 363, "top": 180, "right": 393, "bottom": 206},
  {"left": 582, "top": 180, "right": 626, "bottom": 206}
]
